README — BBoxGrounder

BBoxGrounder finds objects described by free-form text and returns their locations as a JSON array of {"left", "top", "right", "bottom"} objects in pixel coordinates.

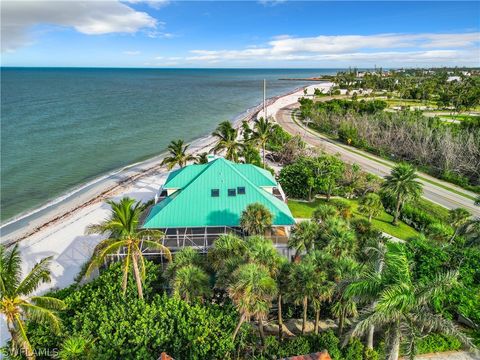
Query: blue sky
[{"left": 1, "top": 1, "right": 479, "bottom": 67}]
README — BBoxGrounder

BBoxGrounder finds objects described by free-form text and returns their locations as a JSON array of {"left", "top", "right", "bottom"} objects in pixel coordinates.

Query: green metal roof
[
  {"left": 142, "top": 158, "right": 295, "bottom": 228},
  {"left": 163, "top": 159, "right": 277, "bottom": 189}
]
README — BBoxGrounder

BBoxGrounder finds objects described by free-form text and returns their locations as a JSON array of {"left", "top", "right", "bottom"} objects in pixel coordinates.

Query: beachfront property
[{"left": 141, "top": 157, "right": 296, "bottom": 257}]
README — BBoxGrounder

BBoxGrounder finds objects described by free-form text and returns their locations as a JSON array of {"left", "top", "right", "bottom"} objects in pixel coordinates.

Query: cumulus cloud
[
  {"left": 1, "top": 0, "right": 157, "bottom": 52},
  {"left": 186, "top": 32, "right": 480, "bottom": 66}
]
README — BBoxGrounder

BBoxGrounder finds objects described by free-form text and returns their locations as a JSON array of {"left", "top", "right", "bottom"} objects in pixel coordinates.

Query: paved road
[{"left": 274, "top": 104, "right": 480, "bottom": 217}]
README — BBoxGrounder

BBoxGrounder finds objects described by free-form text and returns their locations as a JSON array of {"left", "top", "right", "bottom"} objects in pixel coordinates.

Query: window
[
  {"left": 228, "top": 188, "right": 236, "bottom": 197},
  {"left": 211, "top": 189, "right": 219, "bottom": 197},
  {"left": 237, "top": 187, "right": 245, "bottom": 195}
]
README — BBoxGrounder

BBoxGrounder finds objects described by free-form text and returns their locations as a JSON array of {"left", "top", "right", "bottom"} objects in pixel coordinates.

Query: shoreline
[{"left": 1, "top": 86, "right": 307, "bottom": 246}]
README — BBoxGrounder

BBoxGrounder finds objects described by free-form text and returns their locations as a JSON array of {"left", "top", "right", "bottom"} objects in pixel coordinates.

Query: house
[{"left": 142, "top": 157, "right": 296, "bottom": 256}]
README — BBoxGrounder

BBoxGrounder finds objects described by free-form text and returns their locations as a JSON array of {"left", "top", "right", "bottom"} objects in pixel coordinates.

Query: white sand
[{"left": 0, "top": 84, "right": 331, "bottom": 346}]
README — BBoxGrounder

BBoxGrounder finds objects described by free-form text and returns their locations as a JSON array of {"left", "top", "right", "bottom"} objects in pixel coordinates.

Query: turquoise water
[{"left": 1, "top": 68, "right": 336, "bottom": 222}]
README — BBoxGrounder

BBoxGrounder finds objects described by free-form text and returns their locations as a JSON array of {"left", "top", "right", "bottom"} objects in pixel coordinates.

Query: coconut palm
[
  {"left": 448, "top": 208, "right": 471, "bottom": 242},
  {"left": 358, "top": 193, "right": 384, "bottom": 222},
  {"left": 161, "top": 139, "right": 195, "bottom": 170},
  {"left": 381, "top": 163, "right": 422, "bottom": 225},
  {"left": 58, "top": 335, "right": 95, "bottom": 360},
  {"left": 344, "top": 243, "right": 474, "bottom": 360},
  {"left": 459, "top": 217, "right": 480, "bottom": 247},
  {"left": 0, "top": 245, "right": 66, "bottom": 359},
  {"left": 171, "top": 264, "right": 211, "bottom": 303},
  {"left": 211, "top": 121, "right": 243, "bottom": 162},
  {"left": 250, "top": 117, "right": 274, "bottom": 168},
  {"left": 228, "top": 263, "right": 277, "bottom": 343},
  {"left": 85, "top": 197, "right": 171, "bottom": 299},
  {"left": 344, "top": 241, "right": 387, "bottom": 349},
  {"left": 195, "top": 152, "right": 209, "bottom": 164},
  {"left": 288, "top": 221, "right": 319, "bottom": 259},
  {"left": 240, "top": 203, "right": 273, "bottom": 236}
]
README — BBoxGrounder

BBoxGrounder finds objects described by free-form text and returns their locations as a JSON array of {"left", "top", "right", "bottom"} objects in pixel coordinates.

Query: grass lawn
[
  {"left": 438, "top": 114, "right": 479, "bottom": 121},
  {"left": 288, "top": 198, "right": 419, "bottom": 241}
]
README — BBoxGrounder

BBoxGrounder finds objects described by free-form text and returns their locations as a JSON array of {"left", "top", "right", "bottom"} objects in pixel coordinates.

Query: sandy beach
[{"left": 0, "top": 85, "right": 323, "bottom": 293}]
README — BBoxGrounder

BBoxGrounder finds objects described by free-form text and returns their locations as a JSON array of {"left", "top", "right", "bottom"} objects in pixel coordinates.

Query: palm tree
[
  {"left": 240, "top": 203, "right": 273, "bottom": 236},
  {"left": 330, "top": 257, "right": 360, "bottom": 336},
  {"left": 344, "top": 243, "right": 474, "bottom": 360},
  {"left": 318, "top": 217, "right": 357, "bottom": 259},
  {"left": 459, "top": 217, "right": 480, "bottom": 247},
  {"left": 208, "top": 233, "right": 246, "bottom": 288},
  {"left": 312, "top": 204, "right": 338, "bottom": 224},
  {"left": 288, "top": 221, "right": 319, "bottom": 259},
  {"left": 167, "top": 247, "right": 211, "bottom": 303},
  {"left": 288, "top": 259, "right": 321, "bottom": 334},
  {"left": 58, "top": 335, "right": 95, "bottom": 360},
  {"left": 228, "top": 263, "right": 277, "bottom": 343},
  {"left": 0, "top": 245, "right": 66, "bottom": 359},
  {"left": 358, "top": 193, "right": 384, "bottom": 222},
  {"left": 171, "top": 264, "right": 211, "bottom": 303},
  {"left": 344, "top": 241, "right": 387, "bottom": 349},
  {"left": 85, "top": 197, "right": 171, "bottom": 299},
  {"left": 250, "top": 117, "right": 274, "bottom": 168},
  {"left": 448, "top": 208, "right": 471, "bottom": 242},
  {"left": 161, "top": 139, "right": 196, "bottom": 170},
  {"left": 211, "top": 121, "right": 243, "bottom": 162},
  {"left": 381, "top": 163, "right": 422, "bottom": 225},
  {"left": 195, "top": 152, "right": 209, "bottom": 164},
  {"left": 276, "top": 260, "right": 291, "bottom": 341}
]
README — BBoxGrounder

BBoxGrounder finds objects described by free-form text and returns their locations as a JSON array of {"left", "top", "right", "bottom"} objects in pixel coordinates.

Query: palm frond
[
  {"left": 85, "top": 239, "right": 127, "bottom": 277},
  {"left": 0, "top": 244, "right": 22, "bottom": 296},
  {"left": 20, "top": 303, "right": 62, "bottom": 333},
  {"left": 30, "top": 296, "right": 66, "bottom": 311},
  {"left": 16, "top": 256, "right": 53, "bottom": 297}
]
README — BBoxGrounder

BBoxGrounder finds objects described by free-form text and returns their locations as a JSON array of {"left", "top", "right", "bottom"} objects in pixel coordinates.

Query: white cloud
[
  {"left": 185, "top": 32, "right": 480, "bottom": 66},
  {"left": 1, "top": 0, "right": 157, "bottom": 52},
  {"left": 258, "top": 0, "right": 287, "bottom": 7},
  {"left": 123, "top": 50, "right": 141, "bottom": 55}
]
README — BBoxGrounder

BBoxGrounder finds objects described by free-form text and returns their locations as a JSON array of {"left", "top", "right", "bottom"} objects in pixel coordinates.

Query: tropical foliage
[
  {"left": 85, "top": 197, "right": 171, "bottom": 299},
  {"left": 161, "top": 139, "right": 195, "bottom": 170},
  {"left": 0, "top": 245, "right": 65, "bottom": 359}
]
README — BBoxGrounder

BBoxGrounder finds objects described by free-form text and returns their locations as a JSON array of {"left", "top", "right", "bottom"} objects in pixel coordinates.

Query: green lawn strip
[
  {"left": 288, "top": 198, "right": 419, "bottom": 241},
  {"left": 290, "top": 109, "right": 477, "bottom": 201}
]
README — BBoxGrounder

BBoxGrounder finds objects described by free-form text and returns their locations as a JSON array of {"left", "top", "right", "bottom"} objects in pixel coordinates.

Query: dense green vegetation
[
  {"left": 288, "top": 199, "right": 418, "bottom": 240},
  {"left": 2, "top": 106, "right": 479, "bottom": 359},
  {"left": 333, "top": 68, "right": 480, "bottom": 112},
  {"left": 299, "top": 98, "right": 480, "bottom": 191}
]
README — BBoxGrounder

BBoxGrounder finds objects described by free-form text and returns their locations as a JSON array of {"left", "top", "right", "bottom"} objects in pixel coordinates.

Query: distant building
[
  {"left": 447, "top": 76, "right": 461, "bottom": 82},
  {"left": 142, "top": 157, "right": 295, "bottom": 256}
]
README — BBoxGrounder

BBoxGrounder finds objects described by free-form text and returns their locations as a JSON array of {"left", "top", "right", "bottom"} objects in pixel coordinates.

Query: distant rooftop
[{"left": 142, "top": 158, "right": 295, "bottom": 229}]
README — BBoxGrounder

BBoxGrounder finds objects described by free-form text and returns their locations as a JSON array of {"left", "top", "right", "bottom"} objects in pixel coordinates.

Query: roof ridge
[{"left": 223, "top": 160, "right": 292, "bottom": 217}]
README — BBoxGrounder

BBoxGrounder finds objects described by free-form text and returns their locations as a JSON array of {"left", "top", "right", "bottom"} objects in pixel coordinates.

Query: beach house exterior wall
[{"left": 141, "top": 158, "right": 296, "bottom": 256}]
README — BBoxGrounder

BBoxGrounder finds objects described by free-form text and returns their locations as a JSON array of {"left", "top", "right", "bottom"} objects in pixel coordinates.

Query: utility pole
[{"left": 263, "top": 79, "right": 267, "bottom": 120}]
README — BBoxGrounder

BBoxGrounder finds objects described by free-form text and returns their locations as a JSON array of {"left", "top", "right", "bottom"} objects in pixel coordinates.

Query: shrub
[
  {"left": 342, "top": 338, "right": 364, "bottom": 360},
  {"left": 416, "top": 333, "right": 462, "bottom": 354},
  {"left": 306, "top": 331, "right": 342, "bottom": 360},
  {"left": 277, "top": 336, "right": 311, "bottom": 358},
  {"left": 25, "top": 261, "right": 237, "bottom": 360}
]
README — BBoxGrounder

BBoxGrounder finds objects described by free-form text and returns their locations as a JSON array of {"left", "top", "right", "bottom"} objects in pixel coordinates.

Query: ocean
[{"left": 1, "top": 68, "right": 336, "bottom": 224}]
